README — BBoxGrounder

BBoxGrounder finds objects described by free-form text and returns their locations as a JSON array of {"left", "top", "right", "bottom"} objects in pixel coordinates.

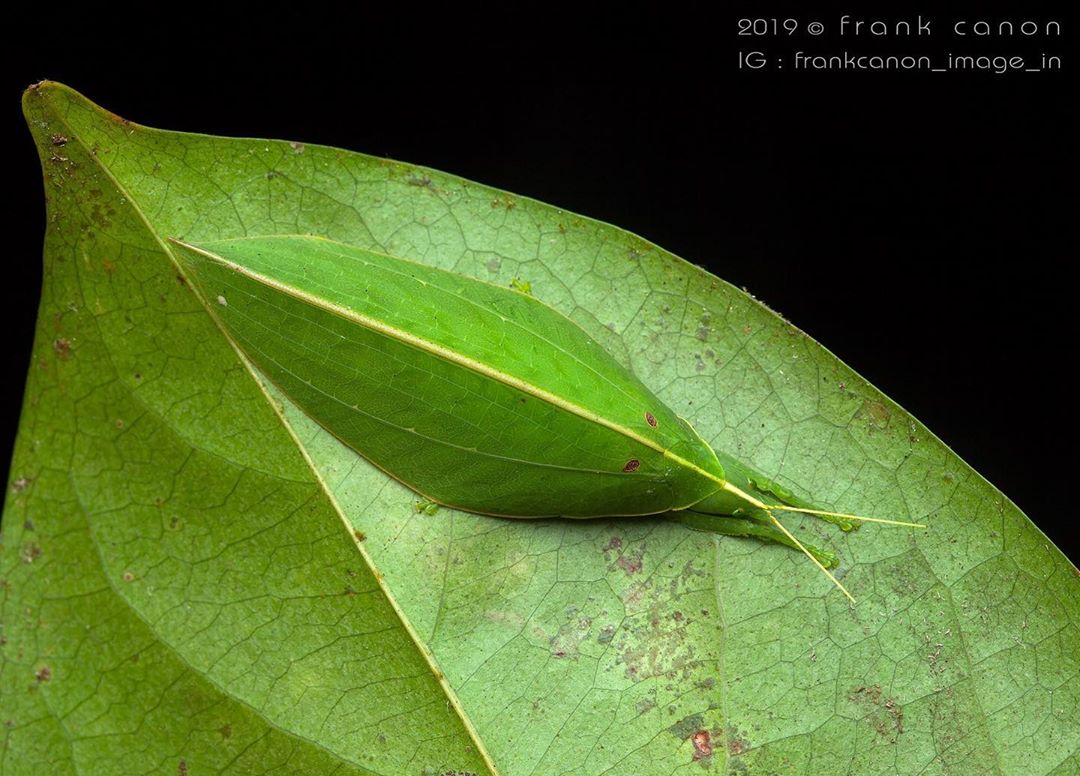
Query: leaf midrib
[{"left": 40, "top": 87, "right": 501, "bottom": 776}]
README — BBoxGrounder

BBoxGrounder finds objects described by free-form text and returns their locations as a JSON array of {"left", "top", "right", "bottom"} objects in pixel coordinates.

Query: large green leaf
[{"left": 3, "top": 82, "right": 1076, "bottom": 775}]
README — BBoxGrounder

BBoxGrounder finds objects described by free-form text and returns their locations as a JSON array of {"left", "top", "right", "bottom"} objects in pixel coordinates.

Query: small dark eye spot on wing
[
  {"left": 623, "top": 459, "right": 641, "bottom": 473},
  {"left": 645, "top": 411, "right": 657, "bottom": 428}
]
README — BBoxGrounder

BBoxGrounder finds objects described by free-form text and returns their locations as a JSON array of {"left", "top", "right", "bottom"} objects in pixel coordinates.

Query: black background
[{"left": 4, "top": 7, "right": 1076, "bottom": 561}]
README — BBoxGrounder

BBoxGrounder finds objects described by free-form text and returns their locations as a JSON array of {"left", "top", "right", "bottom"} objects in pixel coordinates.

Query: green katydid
[{"left": 170, "top": 234, "right": 923, "bottom": 602}]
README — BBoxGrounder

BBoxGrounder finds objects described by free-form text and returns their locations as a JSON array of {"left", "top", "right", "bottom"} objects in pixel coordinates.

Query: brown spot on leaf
[
  {"left": 353, "top": 530, "right": 366, "bottom": 542},
  {"left": 849, "top": 684, "right": 904, "bottom": 741},
  {"left": 725, "top": 723, "right": 751, "bottom": 757},
  {"left": 34, "top": 666, "right": 51, "bottom": 683},
  {"left": 52, "top": 338, "right": 71, "bottom": 359},
  {"left": 177, "top": 760, "right": 188, "bottom": 776},
  {"left": 20, "top": 544, "right": 42, "bottom": 564},
  {"left": 616, "top": 546, "right": 645, "bottom": 575},
  {"left": 122, "top": 572, "right": 135, "bottom": 583},
  {"left": 11, "top": 477, "right": 30, "bottom": 494},
  {"left": 859, "top": 400, "right": 892, "bottom": 431},
  {"left": 602, "top": 536, "right": 622, "bottom": 553},
  {"left": 623, "top": 459, "right": 640, "bottom": 473},
  {"left": 691, "top": 730, "right": 712, "bottom": 759},
  {"left": 51, "top": 134, "right": 67, "bottom": 147},
  {"left": 289, "top": 141, "right": 305, "bottom": 154},
  {"left": 645, "top": 412, "right": 657, "bottom": 427},
  {"left": 219, "top": 724, "right": 232, "bottom": 739}
]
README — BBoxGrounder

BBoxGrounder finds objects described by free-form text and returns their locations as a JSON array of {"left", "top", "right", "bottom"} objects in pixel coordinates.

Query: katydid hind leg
[{"left": 674, "top": 511, "right": 840, "bottom": 569}]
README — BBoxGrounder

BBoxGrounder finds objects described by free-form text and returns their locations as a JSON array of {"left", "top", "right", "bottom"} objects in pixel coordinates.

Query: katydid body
[{"left": 171, "top": 234, "right": 919, "bottom": 600}]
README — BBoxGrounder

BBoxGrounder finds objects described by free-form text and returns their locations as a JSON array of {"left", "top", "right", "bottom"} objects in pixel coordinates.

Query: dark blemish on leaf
[
  {"left": 597, "top": 625, "right": 616, "bottom": 644},
  {"left": 34, "top": 666, "right": 51, "bottom": 683},
  {"left": 645, "top": 412, "right": 658, "bottom": 427},
  {"left": 727, "top": 724, "right": 749, "bottom": 756},
  {"left": 636, "top": 697, "right": 656, "bottom": 714},
  {"left": 691, "top": 730, "right": 712, "bottom": 759},
  {"left": 668, "top": 713, "right": 705, "bottom": 741},
  {"left": 849, "top": 685, "right": 904, "bottom": 741},
  {"left": 602, "top": 536, "right": 622, "bottom": 553},
  {"left": 289, "top": 141, "right": 305, "bottom": 154},
  {"left": 859, "top": 400, "right": 892, "bottom": 431},
  {"left": 343, "top": 586, "right": 356, "bottom": 597},
  {"left": 696, "top": 325, "right": 710, "bottom": 342},
  {"left": 485, "top": 257, "right": 501, "bottom": 273},
  {"left": 616, "top": 546, "right": 645, "bottom": 575},
  {"left": 23, "top": 519, "right": 34, "bottom": 532},
  {"left": 742, "top": 324, "right": 752, "bottom": 335},
  {"left": 52, "top": 338, "right": 71, "bottom": 359},
  {"left": 407, "top": 174, "right": 433, "bottom": 188},
  {"left": 219, "top": 724, "right": 232, "bottom": 739},
  {"left": 12, "top": 477, "right": 30, "bottom": 493},
  {"left": 21, "top": 544, "right": 42, "bottom": 564},
  {"left": 623, "top": 459, "right": 640, "bottom": 473},
  {"left": 178, "top": 760, "right": 187, "bottom": 776},
  {"left": 175, "top": 274, "right": 187, "bottom": 287},
  {"left": 51, "top": 134, "right": 67, "bottom": 147},
  {"left": 122, "top": 572, "right": 135, "bottom": 583},
  {"left": 353, "top": 530, "right": 366, "bottom": 542}
]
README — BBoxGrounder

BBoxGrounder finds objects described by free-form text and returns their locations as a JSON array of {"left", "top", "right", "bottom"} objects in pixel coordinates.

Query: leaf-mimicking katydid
[{"left": 171, "top": 235, "right": 923, "bottom": 602}]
